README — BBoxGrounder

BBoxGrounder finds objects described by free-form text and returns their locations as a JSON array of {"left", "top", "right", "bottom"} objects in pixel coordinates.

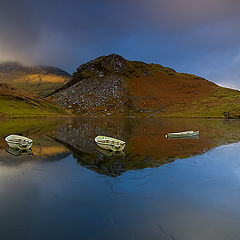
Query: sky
[{"left": 0, "top": 0, "right": 240, "bottom": 88}]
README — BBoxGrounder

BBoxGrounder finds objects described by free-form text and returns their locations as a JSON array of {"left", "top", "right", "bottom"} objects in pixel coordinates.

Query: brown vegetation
[{"left": 51, "top": 53, "right": 240, "bottom": 118}]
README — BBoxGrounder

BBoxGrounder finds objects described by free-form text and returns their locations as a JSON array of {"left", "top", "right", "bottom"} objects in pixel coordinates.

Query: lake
[{"left": 0, "top": 117, "right": 240, "bottom": 239}]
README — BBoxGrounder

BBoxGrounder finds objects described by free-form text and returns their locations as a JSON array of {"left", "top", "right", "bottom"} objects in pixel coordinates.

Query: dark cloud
[{"left": 0, "top": 0, "right": 240, "bottom": 88}]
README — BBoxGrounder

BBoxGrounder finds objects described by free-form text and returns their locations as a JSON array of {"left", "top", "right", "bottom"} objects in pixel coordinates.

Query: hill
[
  {"left": 0, "top": 83, "right": 66, "bottom": 118},
  {"left": 50, "top": 54, "right": 240, "bottom": 118},
  {"left": 0, "top": 62, "right": 71, "bottom": 96}
]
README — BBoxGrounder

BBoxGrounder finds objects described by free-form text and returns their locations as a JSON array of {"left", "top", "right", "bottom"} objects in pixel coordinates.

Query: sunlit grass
[
  {"left": 159, "top": 87, "right": 240, "bottom": 118},
  {"left": 0, "top": 73, "right": 70, "bottom": 96},
  {"left": 0, "top": 97, "right": 65, "bottom": 118}
]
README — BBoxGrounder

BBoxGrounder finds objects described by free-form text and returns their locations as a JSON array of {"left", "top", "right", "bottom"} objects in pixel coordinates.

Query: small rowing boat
[
  {"left": 5, "top": 135, "right": 33, "bottom": 150},
  {"left": 95, "top": 136, "right": 125, "bottom": 151},
  {"left": 166, "top": 131, "right": 199, "bottom": 138}
]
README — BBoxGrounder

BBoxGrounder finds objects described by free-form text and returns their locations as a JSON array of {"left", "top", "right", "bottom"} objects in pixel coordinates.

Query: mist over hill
[{"left": 0, "top": 62, "right": 71, "bottom": 96}]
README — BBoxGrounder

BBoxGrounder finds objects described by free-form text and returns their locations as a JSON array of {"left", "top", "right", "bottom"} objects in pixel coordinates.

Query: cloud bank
[{"left": 0, "top": 0, "right": 240, "bottom": 88}]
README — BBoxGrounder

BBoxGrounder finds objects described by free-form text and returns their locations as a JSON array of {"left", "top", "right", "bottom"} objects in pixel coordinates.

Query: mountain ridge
[
  {"left": 1, "top": 54, "right": 240, "bottom": 118},
  {"left": 0, "top": 61, "right": 70, "bottom": 77},
  {"left": 0, "top": 61, "right": 71, "bottom": 96},
  {"left": 50, "top": 53, "right": 240, "bottom": 118}
]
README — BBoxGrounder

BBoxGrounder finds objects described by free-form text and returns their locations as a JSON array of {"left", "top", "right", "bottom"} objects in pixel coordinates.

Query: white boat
[
  {"left": 95, "top": 136, "right": 125, "bottom": 151},
  {"left": 5, "top": 135, "right": 33, "bottom": 150},
  {"left": 166, "top": 131, "right": 199, "bottom": 138}
]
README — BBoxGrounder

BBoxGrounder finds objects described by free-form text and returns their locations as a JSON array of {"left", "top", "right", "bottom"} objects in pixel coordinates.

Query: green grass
[
  {"left": 0, "top": 97, "right": 66, "bottom": 118},
  {"left": 157, "top": 87, "right": 240, "bottom": 118},
  {"left": 14, "top": 82, "right": 66, "bottom": 96}
]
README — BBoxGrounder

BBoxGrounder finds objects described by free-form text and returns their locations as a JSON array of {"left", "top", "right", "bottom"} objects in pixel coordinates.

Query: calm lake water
[{"left": 0, "top": 117, "right": 240, "bottom": 239}]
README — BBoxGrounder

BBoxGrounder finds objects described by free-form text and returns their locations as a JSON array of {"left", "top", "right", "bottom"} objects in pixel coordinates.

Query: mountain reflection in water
[
  {"left": 0, "top": 118, "right": 71, "bottom": 166},
  {"left": 0, "top": 118, "right": 240, "bottom": 239},
  {"left": 0, "top": 135, "right": 70, "bottom": 166},
  {"left": 0, "top": 117, "right": 240, "bottom": 175},
  {"left": 50, "top": 117, "right": 240, "bottom": 177}
]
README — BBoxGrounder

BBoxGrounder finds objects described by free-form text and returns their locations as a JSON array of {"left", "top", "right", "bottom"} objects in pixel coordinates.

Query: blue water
[{"left": 0, "top": 118, "right": 240, "bottom": 239}]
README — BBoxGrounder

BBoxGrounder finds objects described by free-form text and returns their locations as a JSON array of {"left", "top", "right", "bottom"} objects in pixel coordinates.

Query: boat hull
[
  {"left": 95, "top": 136, "right": 125, "bottom": 152},
  {"left": 166, "top": 131, "right": 199, "bottom": 138},
  {"left": 5, "top": 135, "right": 33, "bottom": 150}
]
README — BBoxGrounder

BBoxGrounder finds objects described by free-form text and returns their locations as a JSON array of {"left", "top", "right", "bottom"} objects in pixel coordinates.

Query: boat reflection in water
[
  {"left": 0, "top": 117, "right": 240, "bottom": 239},
  {"left": 1, "top": 117, "right": 240, "bottom": 176},
  {"left": 95, "top": 146, "right": 125, "bottom": 157},
  {"left": 0, "top": 135, "right": 71, "bottom": 166},
  {"left": 50, "top": 117, "right": 240, "bottom": 177},
  {"left": 5, "top": 146, "right": 33, "bottom": 157}
]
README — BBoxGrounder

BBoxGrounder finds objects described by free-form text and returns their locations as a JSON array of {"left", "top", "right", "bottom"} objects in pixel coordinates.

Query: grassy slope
[
  {"left": 0, "top": 98, "right": 65, "bottom": 118},
  {"left": 11, "top": 74, "right": 69, "bottom": 96},
  {"left": 0, "top": 84, "right": 66, "bottom": 118},
  {"left": 161, "top": 87, "right": 240, "bottom": 118},
  {"left": 124, "top": 60, "right": 240, "bottom": 118}
]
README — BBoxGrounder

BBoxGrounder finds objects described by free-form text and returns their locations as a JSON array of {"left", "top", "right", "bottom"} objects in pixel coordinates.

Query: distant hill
[
  {"left": 50, "top": 54, "right": 240, "bottom": 118},
  {"left": 0, "top": 83, "right": 66, "bottom": 118},
  {"left": 0, "top": 62, "right": 71, "bottom": 96}
]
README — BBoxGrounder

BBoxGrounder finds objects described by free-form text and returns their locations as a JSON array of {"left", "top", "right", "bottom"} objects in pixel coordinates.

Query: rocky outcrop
[
  {"left": 77, "top": 53, "right": 127, "bottom": 75},
  {"left": 53, "top": 76, "right": 128, "bottom": 114},
  {"left": 50, "top": 53, "right": 240, "bottom": 118},
  {"left": 52, "top": 53, "right": 151, "bottom": 94},
  {"left": 50, "top": 54, "right": 165, "bottom": 115}
]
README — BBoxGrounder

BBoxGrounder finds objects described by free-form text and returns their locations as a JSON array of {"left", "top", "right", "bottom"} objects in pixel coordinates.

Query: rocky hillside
[
  {"left": 0, "top": 62, "right": 71, "bottom": 96},
  {"left": 50, "top": 54, "right": 240, "bottom": 118},
  {"left": 0, "top": 83, "right": 66, "bottom": 118}
]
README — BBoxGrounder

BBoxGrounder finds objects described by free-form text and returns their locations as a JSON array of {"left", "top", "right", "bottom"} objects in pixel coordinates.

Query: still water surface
[{"left": 0, "top": 117, "right": 240, "bottom": 239}]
